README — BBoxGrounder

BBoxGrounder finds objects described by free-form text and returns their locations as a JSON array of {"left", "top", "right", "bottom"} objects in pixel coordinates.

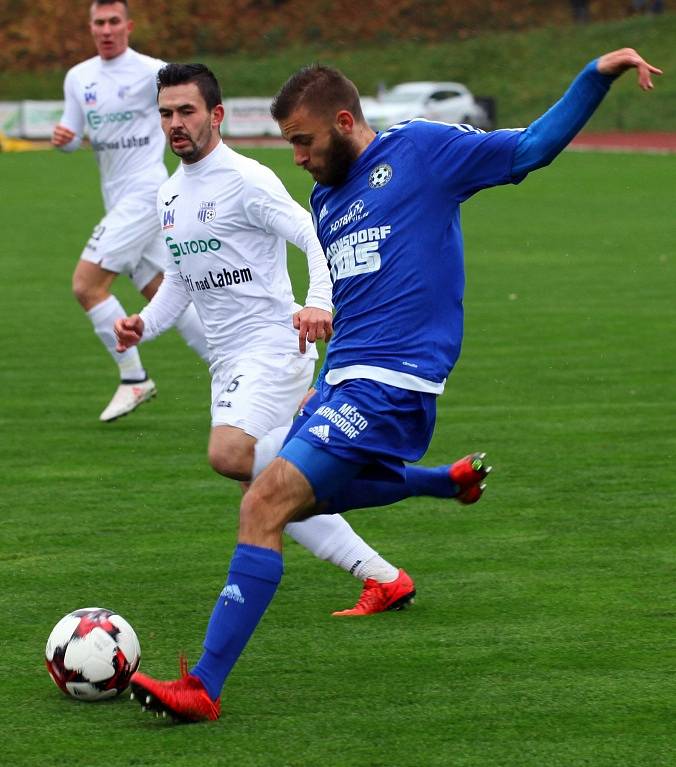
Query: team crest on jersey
[
  {"left": 118, "top": 85, "right": 130, "bottom": 99},
  {"left": 84, "top": 82, "right": 97, "bottom": 105},
  {"left": 368, "top": 163, "right": 393, "bottom": 189},
  {"left": 198, "top": 201, "right": 216, "bottom": 224}
]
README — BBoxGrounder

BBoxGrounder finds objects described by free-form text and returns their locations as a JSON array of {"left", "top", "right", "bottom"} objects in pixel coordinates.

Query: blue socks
[
  {"left": 191, "top": 543, "right": 283, "bottom": 700},
  {"left": 190, "top": 467, "right": 456, "bottom": 698},
  {"left": 405, "top": 464, "right": 458, "bottom": 497},
  {"left": 323, "top": 464, "right": 457, "bottom": 515}
]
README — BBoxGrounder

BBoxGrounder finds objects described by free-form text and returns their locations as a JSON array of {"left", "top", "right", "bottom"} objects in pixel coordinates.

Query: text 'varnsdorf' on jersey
[{"left": 311, "top": 119, "right": 523, "bottom": 394}]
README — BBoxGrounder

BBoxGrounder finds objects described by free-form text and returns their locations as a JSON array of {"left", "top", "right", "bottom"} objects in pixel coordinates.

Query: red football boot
[
  {"left": 449, "top": 452, "right": 491, "bottom": 505},
  {"left": 130, "top": 658, "right": 220, "bottom": 722},
  {"left": 332, "top": 568, "right": 416, "bottom": 616}
]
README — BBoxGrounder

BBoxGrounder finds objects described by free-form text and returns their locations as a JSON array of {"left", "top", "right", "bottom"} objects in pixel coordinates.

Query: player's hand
[
  {"left": 293, "top": 307, "right": 333, "bottom": 354},
  {"left": 51, "top": 124, "right": 76, "bottom": 147},
  {"left": 114, "top": 314, "right": 145, "bottom": 352},
  {"left": 596, "top": 48, "right": 663, "bottom": 91}
]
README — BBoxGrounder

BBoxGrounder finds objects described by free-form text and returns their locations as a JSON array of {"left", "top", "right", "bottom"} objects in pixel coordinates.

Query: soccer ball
[{"left": 45, "top": 607, "right": 141, "bottom": 701}]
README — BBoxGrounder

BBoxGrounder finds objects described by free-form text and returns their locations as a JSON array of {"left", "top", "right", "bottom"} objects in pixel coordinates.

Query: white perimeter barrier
[
  {"left": 0, "top": 101, "right": 22, "bottom": 136},
  {"left": 221, "top": 98, "right": 280, "bottom": 137},
  {"left": 21, "top": 100, "right": 65, "bottom": 138},
  {"left": 0, "top": 98, "right": 285, "bottom": 139}
]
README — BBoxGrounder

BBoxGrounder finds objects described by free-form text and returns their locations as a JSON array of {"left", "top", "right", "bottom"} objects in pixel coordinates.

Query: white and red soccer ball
[{"left": 45, "top": 607, "right": 141, "bottom": 701}]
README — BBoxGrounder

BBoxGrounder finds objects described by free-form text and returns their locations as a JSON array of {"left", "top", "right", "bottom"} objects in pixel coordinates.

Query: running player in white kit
[
  {"left": 52, "top": 0, "right": 207, "bottom": 422},
  {"left": 115, "top": 63, "right": 419, "bottom": 617}
]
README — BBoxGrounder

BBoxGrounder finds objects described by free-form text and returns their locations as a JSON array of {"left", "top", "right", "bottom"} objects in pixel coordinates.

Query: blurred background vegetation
[{"left": 0, "top": 1, "right": 672, "bottom": 130}]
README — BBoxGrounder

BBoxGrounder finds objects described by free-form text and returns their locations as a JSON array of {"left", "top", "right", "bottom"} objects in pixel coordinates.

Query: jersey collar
[{"left": 181, "top": 140, "right": 227, "bottom": 175}]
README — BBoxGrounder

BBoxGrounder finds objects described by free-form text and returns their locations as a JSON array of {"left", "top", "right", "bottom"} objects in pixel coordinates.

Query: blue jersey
[{"left": 311, "top": 119, "right": 523, "bottom": 394}]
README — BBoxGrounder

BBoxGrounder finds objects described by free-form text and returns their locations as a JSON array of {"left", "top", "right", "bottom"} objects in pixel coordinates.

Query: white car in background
[{"left": 361, "top": 81, "right": 493, "bottom": 132}]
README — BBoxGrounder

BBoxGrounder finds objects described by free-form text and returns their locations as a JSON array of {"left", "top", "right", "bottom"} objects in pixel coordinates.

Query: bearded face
[{"left": 309, "top": 126, "right": 360, "bottom": 187}]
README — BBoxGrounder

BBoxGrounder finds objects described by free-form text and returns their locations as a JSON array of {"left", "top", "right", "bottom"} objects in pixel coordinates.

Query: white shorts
[
  {"left": 210, "top": 353, "right": 316, "bottom": 438},
  {"left": 80, "top": 196, "right": 168, "bottom": 291}
]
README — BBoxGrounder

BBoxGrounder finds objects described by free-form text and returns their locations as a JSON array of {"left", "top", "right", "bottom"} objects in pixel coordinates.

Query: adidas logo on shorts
[{"left": 308, "top": 424, "right": 330, "bottom": 443}]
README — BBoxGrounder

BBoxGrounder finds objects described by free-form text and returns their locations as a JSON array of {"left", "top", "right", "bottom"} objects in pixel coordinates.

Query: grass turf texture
[{"left": 1, "top": 145, "right": 675, "bottom": 766}]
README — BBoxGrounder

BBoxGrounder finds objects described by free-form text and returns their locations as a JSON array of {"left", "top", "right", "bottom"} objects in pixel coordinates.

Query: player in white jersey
[
  {"left": 52, "top": 0, "right": 208, "bottom": 422},
  {"left": 115, "top": 63, "right": 417, "bottom": 616}
]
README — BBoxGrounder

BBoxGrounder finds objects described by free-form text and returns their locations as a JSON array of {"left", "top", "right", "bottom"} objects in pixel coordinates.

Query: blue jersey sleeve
[
  {"left": 512, "top": 59, "right": 615, "bottom": 177},
  {"left": 397, "top": 120, "right": 522, "bottom": 203}
]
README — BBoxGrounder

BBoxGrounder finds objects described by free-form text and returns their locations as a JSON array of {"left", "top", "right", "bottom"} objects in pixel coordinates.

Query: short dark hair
[
  {"left": 157, "top": 63, "right": 222, "bottom": 111},
  {"left": 271, "top": 64, "right": 364, "bottom": 123},
  {"left": 92, "top": 0, "right": 129, "bottom": 9}
]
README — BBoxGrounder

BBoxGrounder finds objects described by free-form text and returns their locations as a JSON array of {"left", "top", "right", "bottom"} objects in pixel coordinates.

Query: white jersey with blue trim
[
  {"left": 59, "top": 47, "right": 168, "bottom": 211},
  {"left": 311, "top": 119, "right": 524, "bottom": 394}
]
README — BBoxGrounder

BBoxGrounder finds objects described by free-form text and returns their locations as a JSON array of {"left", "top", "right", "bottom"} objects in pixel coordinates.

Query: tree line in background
[{"left": 0, "top": 0, "right": 664, "bottom": 72}]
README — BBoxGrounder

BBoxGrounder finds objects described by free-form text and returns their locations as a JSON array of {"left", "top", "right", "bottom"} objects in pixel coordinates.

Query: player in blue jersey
[{"left": 129, "top": 47, "right": 661, "bottom": 721}]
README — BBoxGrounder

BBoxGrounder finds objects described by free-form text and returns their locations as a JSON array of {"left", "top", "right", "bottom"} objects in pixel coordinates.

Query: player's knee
[
  {"left": 72, "top": 273, "right": 92, "bottom": 308},
  {"left": 239, "top": 483, "right": 286, "bottom": 539},
  {"left": 72, "top": 273, "right": 106, "bottom": 310},
  {"left": 208, "top": 441, "right": 253, "bottom": 481}
]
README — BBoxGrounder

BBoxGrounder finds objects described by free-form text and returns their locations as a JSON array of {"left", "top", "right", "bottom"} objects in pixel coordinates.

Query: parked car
[{"left": 361, "top": 81, "right": 493, "bottom": 132}]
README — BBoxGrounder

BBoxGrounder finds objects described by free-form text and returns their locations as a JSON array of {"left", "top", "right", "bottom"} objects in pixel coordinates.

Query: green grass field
[{"left": 1, "top": 144, "right": 675, "bottom": 766}]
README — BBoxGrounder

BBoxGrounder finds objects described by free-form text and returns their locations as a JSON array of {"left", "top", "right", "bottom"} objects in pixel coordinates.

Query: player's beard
[
  {"left": 169, "top": 119, "right": 213, "bottom": 163},
  {"left": 312, "top": 128, "right": 359, "bottom": 187}
]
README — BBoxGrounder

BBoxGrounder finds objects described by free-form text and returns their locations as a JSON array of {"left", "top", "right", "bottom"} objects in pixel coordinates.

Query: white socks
[
  {"left": 352, "top": 554, "right": 400, "bottom": 583},
  {"left": 88, "top": 296, "right": 208, "bottom": 381},
  {"left": 174, "top": 303, "right": 210, "bottom": 364},
  {"left": 285, "top": 515, "right": 398, "bottom": 583},
  {"left": 251, "top": 425, "right": 399, "bottom": 584},
  {"left": 87, "top": 295, "right": 145, "bottom": 381}
]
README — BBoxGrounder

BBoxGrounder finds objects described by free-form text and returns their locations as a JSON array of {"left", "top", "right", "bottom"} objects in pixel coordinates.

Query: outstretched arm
[{"left": 512, "top": 48, "right": 662, "bottom": 177}]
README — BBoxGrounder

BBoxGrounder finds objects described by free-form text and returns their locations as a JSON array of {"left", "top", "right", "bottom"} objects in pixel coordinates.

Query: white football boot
[{"left": 99, "top": 379, "right": 157, "bottom": 422}]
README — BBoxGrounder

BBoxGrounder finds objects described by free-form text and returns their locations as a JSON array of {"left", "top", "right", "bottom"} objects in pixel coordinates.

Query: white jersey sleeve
[
  {"left": 57, "top": 69, "right": 85, "bottom": 153},
  {"left": 242, "top": 170, "right": 333, "bottom": 312},
  {"left": 138, "top": 190, "right": 192, "bottom": 340},
  {"left": 138, "top": 269, "right": 192, "bottom": 342}
]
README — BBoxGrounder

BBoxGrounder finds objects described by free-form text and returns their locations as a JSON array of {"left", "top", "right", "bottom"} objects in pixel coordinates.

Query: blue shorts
[{"left": 280, "top": 378, "right": 436, "bottom": 501}]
